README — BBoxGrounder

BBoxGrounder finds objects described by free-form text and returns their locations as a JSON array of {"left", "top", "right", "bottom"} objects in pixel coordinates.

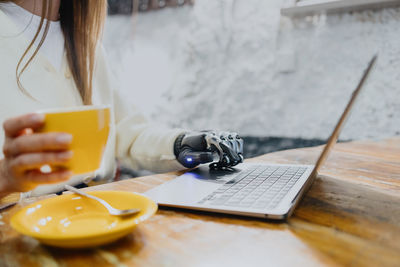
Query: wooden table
[{"left": 0, "top": 138, "right": 399, "bottom": 267}]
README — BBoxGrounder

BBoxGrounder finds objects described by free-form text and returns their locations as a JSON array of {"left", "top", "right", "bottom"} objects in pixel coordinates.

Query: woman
[{"left": 0, "top": 0, "right": 243, "bottom": 198}]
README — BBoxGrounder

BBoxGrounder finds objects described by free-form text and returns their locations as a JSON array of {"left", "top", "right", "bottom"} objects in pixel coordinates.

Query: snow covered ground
[{"left": 104, "top": 0, "right": 400, "bottom": 141}]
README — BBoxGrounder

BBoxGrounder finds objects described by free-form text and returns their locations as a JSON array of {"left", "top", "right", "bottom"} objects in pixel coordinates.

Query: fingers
[
  {"left": 220, "top": 142, "right": 241, "bottom": 163},
  {"left": 9, "top": 151, "right": 73, "bottom": 172},
  {"left": 230, "top": 134, "right": 244, "bottom": 162},
  {"left": 230, "top": 132, "right": 244, "bottom": 155},
  {"left": 3, "top": 132, "right": 72, "bottom": 157},
  {"left": 217, "top": 131, "right": 244, "bottom": 166},
  {"left": 23, "top": 169, "right": 72, "bottom": 184},
  {"left": 3, "top": 113, "right": 45, "bottom": 137}
]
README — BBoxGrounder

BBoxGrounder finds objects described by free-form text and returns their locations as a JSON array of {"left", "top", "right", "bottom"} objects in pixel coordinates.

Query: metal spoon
[
  {"left": 0, "top": 202, "right": 17, "bottom": 212},
  {"left": 64, "top": 185, "right": 140, "bottom": 216}
]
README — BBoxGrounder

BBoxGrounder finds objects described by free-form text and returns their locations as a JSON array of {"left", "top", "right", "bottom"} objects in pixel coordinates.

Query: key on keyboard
[{"left": 198, "top": 165, "right": 307, "bottom": 209}]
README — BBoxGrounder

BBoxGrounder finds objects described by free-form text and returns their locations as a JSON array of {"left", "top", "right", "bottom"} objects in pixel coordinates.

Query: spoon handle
[
  {"left": 65, "top": 185, "right": 116, "bottom": 213},
  {"left": 0, "top": 202, "right": 17, "bottom": 212}
]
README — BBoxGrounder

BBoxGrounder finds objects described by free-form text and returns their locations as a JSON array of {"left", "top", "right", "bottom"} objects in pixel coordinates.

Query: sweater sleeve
[
  {"left": 114, "top": 90, "right": 187, "bottom": 172},
  {"left": 97, "top": 47, "right": 186, "bottom": 173}
]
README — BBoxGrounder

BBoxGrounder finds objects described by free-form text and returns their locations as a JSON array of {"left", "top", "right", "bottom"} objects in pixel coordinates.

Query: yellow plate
[{"left": 10, "top": 191, "right": 157, "bottom": 248}]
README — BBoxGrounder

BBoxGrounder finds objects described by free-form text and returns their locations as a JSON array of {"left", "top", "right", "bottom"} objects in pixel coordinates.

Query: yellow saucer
[{"left": 10, "top": 191, "right": 157, "bottom": 248}]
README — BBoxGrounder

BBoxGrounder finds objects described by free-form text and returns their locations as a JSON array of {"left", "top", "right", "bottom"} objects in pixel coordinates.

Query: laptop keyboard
[{"left": 198, "top": 165, "right": 307, "bottom": 210}]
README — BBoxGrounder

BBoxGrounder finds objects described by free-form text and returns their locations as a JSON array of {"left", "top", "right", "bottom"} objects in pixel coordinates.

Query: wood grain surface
[{"left": 0, "top": 138, "right": 399, "bottom": 267}]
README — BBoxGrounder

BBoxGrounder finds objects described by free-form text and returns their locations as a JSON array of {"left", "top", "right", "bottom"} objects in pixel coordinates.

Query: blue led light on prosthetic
[{"left": 186, "top": 157, "right": 193, "bottom": 163}]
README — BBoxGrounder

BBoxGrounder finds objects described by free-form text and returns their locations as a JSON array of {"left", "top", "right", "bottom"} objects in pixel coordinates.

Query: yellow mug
[{"left": 24, "top": 105, "right": 111, "bottom": 191}]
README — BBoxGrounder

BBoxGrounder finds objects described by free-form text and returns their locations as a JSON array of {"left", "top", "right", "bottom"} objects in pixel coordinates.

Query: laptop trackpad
[{"left": 144, "top": 166, "right": 243, "bottom": 205}]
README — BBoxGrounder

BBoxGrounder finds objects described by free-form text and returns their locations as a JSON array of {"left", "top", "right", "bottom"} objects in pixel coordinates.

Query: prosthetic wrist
[{"left": 174, "top": 131, "right": 244, "bottom": 169}]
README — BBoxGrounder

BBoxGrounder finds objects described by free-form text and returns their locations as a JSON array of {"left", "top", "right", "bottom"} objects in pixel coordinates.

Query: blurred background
[{"left": 104, "top": 0, "right": 400, "bottom": 159}]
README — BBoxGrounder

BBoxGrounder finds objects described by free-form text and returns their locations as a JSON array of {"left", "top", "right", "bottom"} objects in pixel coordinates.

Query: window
[{"left": 281, "top": 0, "right": 400, "bottom": 17}]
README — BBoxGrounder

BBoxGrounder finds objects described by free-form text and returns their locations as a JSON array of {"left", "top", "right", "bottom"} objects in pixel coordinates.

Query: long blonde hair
[{"left": 1, "top": 0, "right": 107, "bottom": 105}]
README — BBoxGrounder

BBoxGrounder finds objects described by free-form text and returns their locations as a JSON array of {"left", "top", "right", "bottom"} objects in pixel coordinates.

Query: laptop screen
[{"left": 310, "top": 55, "right": 377, "bottom": 178}]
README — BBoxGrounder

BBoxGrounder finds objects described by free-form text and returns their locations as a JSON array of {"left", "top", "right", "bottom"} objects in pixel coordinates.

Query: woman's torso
[{"left": 0, "top": 4, "right": 117, "bottom": 194}]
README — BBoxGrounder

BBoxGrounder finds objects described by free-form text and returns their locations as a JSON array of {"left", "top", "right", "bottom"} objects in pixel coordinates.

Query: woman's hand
[{"left": 0, "top": 113, "right": 73, "bottom": 195}]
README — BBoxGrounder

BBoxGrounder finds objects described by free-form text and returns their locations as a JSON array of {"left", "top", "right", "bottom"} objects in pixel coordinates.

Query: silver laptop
[{"left": 145, "top": 55, "right": 377, "bottom": 220}]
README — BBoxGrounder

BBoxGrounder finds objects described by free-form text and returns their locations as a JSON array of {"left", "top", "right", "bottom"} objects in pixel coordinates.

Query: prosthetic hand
[{"left": 174, "top": 131, "right": 244, "bottom": 170}]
